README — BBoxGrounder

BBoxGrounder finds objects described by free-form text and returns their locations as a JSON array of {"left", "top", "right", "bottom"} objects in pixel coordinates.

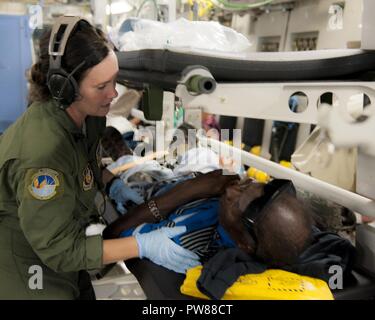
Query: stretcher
[
  {"left": 124, "top": 258, "right": 375, "bottom": 300},
  {"left": 113, "top": 47, "right": 375, "bottom": 299}
]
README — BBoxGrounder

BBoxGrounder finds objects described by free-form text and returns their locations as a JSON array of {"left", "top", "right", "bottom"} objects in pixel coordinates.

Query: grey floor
[{"left": 92, "top": 262, "right": 146, "bottom": 300}]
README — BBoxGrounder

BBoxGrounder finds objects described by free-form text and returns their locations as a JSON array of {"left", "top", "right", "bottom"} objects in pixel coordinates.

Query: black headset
[
  {"left": 47, "top": 16, "right": 90, "bottom": 108},
  {"left": 242, "top": 179, "right": 296, "bottom": 244}
]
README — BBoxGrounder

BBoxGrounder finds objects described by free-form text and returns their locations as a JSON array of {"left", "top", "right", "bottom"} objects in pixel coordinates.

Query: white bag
[{"left": 118, "top": 17, "right": 251, "bottom": 53}]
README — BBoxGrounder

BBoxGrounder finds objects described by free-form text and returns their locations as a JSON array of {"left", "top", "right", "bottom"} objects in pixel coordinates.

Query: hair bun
[{"left": 30, "top": 62, "right": 46, "bottom": 85}]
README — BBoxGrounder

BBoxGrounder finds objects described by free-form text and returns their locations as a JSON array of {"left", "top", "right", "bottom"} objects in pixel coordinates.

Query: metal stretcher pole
[{"left": 199, "top": 135, "right": 375, "bottom": 218}]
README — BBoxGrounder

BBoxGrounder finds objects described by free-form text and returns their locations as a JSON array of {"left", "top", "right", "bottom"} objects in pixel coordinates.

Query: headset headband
[
  {"left": 242, "top": 180, "right": 296, "bottom": 226},
  {"left": 48, "top": 16, "right": 89, "bottom": 70}
]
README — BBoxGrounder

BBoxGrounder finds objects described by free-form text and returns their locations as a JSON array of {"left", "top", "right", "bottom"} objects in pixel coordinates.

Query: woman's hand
[
  {"left": 108, "top": 178, "right": 144, "bottom": 214},
  {"left": 135, "top": 226, "right": 201, "bottom": 273}
]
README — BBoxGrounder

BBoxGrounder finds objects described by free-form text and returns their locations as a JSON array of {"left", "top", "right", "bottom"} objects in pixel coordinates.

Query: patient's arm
[
  {"left": 103, "top": 169, "right": 239, "bottom": 239},
  {"left": 103, "top": 179, "right": 200, "bottom": 239}
]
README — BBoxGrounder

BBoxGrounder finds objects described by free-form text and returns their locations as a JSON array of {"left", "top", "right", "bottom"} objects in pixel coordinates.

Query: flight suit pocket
[
  {"left": 12, "top": 254, "right": 79, "bottom": 299},
  {"left": 74, "top": 189, "right": 100, "bottom": 228},
  {"left": 76, "top": 188, "right": 97, "bottom": 212},
  {"left": 11, "top": 229, "right": 80, "bottom": 299}
]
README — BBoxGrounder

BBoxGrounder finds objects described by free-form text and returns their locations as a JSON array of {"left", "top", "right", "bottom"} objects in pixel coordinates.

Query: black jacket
[{"left": 197, "top": 227, "right": 356, "bottom": 300}]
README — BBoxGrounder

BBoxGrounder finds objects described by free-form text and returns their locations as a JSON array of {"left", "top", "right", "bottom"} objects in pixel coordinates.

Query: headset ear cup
[
  {"left": 48, "top": 72, "right": 78, "bottom": 107},
  {"left": 48, "top": 17, "right": 90, "bottom": 108}
]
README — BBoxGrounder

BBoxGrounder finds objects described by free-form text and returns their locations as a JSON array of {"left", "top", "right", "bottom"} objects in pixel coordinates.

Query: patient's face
[{"left": 219, "top": 179, "right": 265, "bottom": 253}]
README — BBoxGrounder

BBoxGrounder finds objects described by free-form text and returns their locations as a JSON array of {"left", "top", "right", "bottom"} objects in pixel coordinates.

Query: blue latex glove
[
  {"left": 135, "top": 226, "right": 201, "bottom": 274},
  {"left": 109, "top": 178, "right": 144, "bottom": 214}
]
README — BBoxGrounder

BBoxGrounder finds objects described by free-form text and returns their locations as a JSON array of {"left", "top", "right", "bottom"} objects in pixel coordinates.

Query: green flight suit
[{"left": 0, "top": 100, "right": 105, "bottom": 299}]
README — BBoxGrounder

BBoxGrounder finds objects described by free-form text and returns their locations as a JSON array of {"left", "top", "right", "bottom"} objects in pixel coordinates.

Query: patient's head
[
  {"left": 101, "top": 126, "right": 132, "bottom": 161},
  {"left": 219, "top": 179, "right": 313, "bottom": 267}
]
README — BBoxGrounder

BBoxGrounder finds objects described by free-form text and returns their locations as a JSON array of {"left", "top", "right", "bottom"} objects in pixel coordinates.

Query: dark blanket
[{"left": 197, "top": 227, "right": 356, "bottom": 300}]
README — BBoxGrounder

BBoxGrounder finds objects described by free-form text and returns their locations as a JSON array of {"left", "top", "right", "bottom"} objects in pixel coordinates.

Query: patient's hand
[
  {"left": 189, "top": 169, "right": 240, "bottom": 198},
  {"left": 103, "top": 170, "right": 239, "bottom": 239}
]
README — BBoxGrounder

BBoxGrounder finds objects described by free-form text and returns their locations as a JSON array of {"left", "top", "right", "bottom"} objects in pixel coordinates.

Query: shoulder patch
[{"left": 28, "top": 169, "right": 60, "bottom": 200}]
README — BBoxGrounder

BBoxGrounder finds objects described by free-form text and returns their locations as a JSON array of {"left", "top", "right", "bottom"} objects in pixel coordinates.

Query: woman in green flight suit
[{"left": 0, "top": 16, "right": 200, "bottom": 299}]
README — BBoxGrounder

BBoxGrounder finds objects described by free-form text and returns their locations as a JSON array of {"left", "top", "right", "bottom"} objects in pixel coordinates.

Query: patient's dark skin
[
  {"left": 104, "top": 172, "right": 312, "bottom": 267},
  {"left": 103, "top": 169, "right": 239, "bottom": 239},
  {"left": 219, "top": 180, "right": 265, "bottom": 254},
  {"left": 101, "top": 126, "right": 133, "bottom": 161},
  {"left": 219, "top": 180, "right": 313, "bottom": 267}
]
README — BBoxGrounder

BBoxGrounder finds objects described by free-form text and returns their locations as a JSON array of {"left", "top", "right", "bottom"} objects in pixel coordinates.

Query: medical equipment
[
  {"left": 115, "top": 47, "right": 375, "bottom": 297},
  {"left": 116, "top": 48, "right": 375, "bottom": 216},
  {"left": 181, "top": 266, "right": 334, "bottom": 300},
  {"left": 113, "top": 0, "right": 375, "bottom": 299},
  {"left": 242, "top": 179, "right": 296, "bottom": 244}
]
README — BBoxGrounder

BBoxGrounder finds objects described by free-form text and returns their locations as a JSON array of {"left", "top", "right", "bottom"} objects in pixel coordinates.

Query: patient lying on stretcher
[
  {"left": 101, "top": 125, "right": 355, "bottom": 283},
  {"left": 106, "top": 174, "right": 312, "bottom": 263},
  {"left": 101, "top": 125, "right": 239, "bottom": 215},
  {"left": 103, "top": 169, "right": 355, "bottom": 284}
]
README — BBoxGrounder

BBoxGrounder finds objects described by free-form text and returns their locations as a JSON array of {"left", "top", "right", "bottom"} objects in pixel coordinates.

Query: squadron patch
[
  {"left": 29, "top": 169, "right": 60, "bottom": 200},
  {"left": 83, "top": 164, "right": 94, "bottom": 191}
]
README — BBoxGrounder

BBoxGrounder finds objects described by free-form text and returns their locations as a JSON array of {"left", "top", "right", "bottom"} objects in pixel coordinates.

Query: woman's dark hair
[{"left": 28, "top": 20, "right": 112, "bottom": 103}]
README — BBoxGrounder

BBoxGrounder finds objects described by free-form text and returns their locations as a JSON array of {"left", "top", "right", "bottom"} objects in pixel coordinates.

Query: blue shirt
[{"left": 120, "top": 198, "right": 236, "bottom": 260}]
